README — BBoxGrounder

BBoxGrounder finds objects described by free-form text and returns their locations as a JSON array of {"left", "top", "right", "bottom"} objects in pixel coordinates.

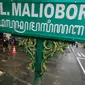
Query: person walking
[
  {"left": 76, "top": 42, "right": 78, "bottom": 48},
  {"left": 8, "top": 38, "right": 12, "bottom": 52},
  {"left": 3, "top": 38, "right": 7, "bottom": 52}
]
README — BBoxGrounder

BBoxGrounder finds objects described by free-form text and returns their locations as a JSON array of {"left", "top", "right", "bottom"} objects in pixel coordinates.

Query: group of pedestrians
[
  {"left": 71, "top": 41, "right": 78, "bottom": 48},
  {"left": 2, "top": 36, "right": 16, "bottom": 53}
]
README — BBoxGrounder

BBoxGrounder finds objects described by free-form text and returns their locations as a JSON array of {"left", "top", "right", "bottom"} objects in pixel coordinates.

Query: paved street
[
  {"left": 0, "top": 44, "right": 85, "bottom": 85},
  {"left": 42, "top": 43, "right": 85, "bottom": 85}
]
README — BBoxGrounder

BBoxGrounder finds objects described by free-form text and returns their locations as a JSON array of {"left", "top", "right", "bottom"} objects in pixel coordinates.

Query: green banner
[{"left": 0, "top": 1, "right": 85, "bottom": 41}]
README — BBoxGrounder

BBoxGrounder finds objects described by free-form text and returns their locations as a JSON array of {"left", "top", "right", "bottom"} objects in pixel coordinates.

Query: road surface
[
  {"left": 42, "top": 43, "right": 85, "bottom": 85},
  {"left": 0, "top": 44, "right": 85, "bottom": 85}
]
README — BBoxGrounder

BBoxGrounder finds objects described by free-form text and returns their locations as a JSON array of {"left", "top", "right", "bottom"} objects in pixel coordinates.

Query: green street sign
[
  {"left": 0, "top": 1, "right": 85, "bottom": 41},
  {"left": 1, "top": 0, "right": 85, "bottom": 3}
]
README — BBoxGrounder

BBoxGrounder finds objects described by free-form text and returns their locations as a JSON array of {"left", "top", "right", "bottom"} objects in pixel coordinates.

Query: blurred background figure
[
  {"left": 2, "top": 33, "right": 11, "bottom": 52},
  {"left": 3, "top": 37, "right": 8, "bottom": 52},
  {"left": 0, "top": 33, "right": 3, "bottom": 46},
  {"left": 76, "top": 42, "right": 78, "bottom": 48},
  {"left": 8, "top": 37, "right": 12, "bottom": 52}
]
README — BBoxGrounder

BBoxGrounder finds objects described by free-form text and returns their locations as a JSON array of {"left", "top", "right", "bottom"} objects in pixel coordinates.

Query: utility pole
[{"left": 34, "top": 38, "right": 44, "bottom": 85}]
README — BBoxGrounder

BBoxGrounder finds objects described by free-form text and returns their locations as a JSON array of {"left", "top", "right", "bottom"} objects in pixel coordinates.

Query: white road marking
[
  {"left": 78, "top": 57, "right": 85, "bottom": 60},
  {"left": 77, "top": 53, "right": 81, "bottom": 57},
  {"left": 81, "top": 53, "right": 85, "bottom": 58},
  {"left": 67, "top": 46, "right": 69, "bottom": 49},
  {"left": 69, "top": 46, "right": 85, "bottom": 74},
  {"left": 71, "top": 47, "right": 74, "bottom": 52},
  {"left": 68, "top": 46, "right": 72, "bottom": 52},
  {"left": 76, "top": 57, "right": 85, "bottom": 74}
]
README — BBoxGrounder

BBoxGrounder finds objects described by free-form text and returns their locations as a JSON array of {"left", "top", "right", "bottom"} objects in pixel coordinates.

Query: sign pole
[{"left": 34, "top": 38, "right": 44, "bottom": 85}]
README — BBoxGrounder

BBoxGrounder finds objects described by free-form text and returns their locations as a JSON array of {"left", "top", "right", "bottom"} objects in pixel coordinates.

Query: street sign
[
  {"left": 1, "top": 0, "right": 85, "bottom": 3},
  {"left": 0, "top": 1, "right": 85, "bottom": 41}
]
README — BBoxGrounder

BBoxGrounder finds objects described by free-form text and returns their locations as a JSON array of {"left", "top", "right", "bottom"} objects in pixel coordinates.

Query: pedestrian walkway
[{"left": 0, "top": 46, "right": 33, "bottom": 85}]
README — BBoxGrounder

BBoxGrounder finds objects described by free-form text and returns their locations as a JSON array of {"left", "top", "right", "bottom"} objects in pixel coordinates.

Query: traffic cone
[{"left": 12, "top": 46, "right": 16, "bottom": 59}]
